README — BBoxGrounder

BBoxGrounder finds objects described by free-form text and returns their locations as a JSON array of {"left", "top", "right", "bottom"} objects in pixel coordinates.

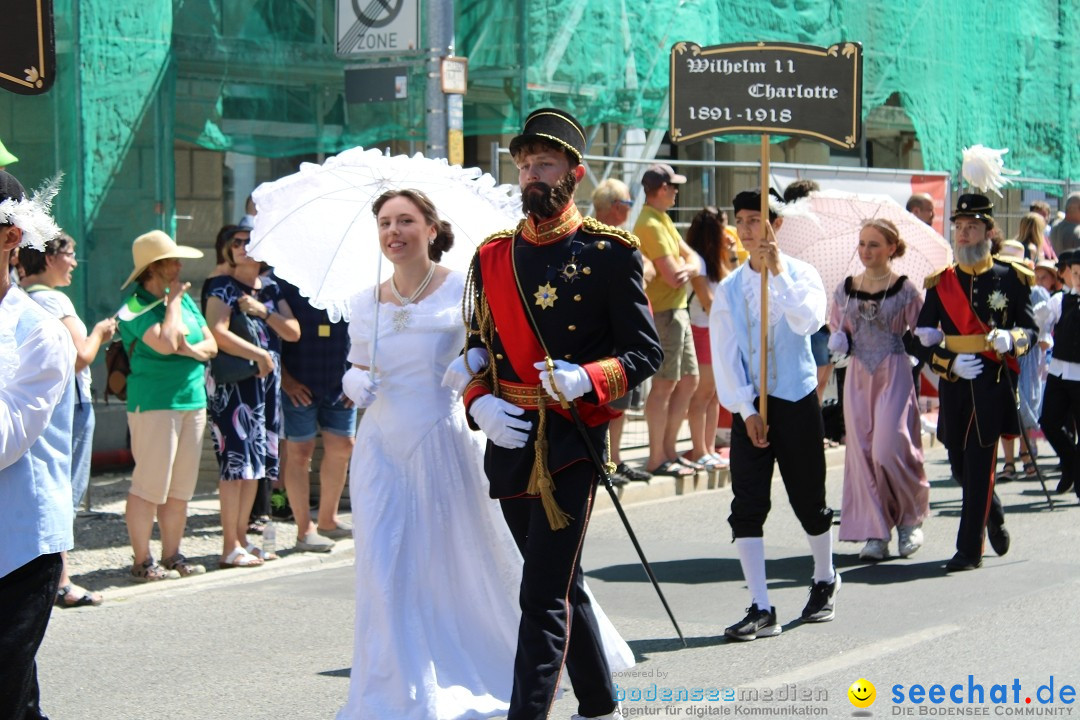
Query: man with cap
[
  {"left": 709, "top": 187, "right": 838, "bottom": 642},
  {"left": 634, "top": 163, "right": 701, "bottom": 479},
  {"left": 0, "top": 169, "right": 76, "bottom": 717},
  {"left": 446, "top": 107, "right": 661, "bottom": 720},
  {"left": 914, "top": 193, "right": 1037, "bottom": 571},
  {"left": 1037, "top": 249, "right": 1080, "bottom": 495}
]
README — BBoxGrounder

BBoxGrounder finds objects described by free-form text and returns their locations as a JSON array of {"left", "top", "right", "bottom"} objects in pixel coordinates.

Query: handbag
[{"left": 210, "top": 311, "right": 261, "bottom": 384}]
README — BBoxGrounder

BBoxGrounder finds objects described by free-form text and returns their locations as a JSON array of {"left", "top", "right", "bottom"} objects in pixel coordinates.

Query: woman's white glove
[
  {"left": 441, "top": 348, "right": 489, "bottom": 394},
  {"left": 827, "top": 331, "right": 849, "bottom": 355},
  {"left": 342, "top": 367, "right": 379, "bottom": 409},
  {"left": 986, "top": 328, "right": 1013, "bottom": 354},
  {"left": 952, "top": 353, "right": 984, "bottom": 380},
  {"left": 533, "top": 360, "right": 592, "bottom": 402},
  {"left": 914, "top": 327, "right": 944, "bottom": 347},
  {"left": 469, "top": 395, "right": 533, "bottom": 449}
]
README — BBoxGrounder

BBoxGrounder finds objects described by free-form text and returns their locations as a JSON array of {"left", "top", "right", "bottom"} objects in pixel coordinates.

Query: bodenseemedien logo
[{"left": 848, "top": 678, "right": 876, "bottom": 709}]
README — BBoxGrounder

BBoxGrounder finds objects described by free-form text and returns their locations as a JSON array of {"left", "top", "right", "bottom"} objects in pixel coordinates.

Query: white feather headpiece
[
  {"left": 0, "top": 173, "right": 62, "bottom": 251},
  {"left": 961, "top": 145, "right": 1019, "bottom": 198}
]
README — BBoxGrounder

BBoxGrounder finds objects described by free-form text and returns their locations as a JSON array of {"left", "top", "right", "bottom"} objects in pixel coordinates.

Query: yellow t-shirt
[{"left": 635, "top": 205, "right": 687, "bottom": 312}]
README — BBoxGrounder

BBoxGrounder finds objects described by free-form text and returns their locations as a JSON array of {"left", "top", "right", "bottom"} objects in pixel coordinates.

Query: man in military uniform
[
  {"left": 448, "top": 108, "right": 661, "bottom": 720},
  {"left": 915, "top": 193, "right": 1037, "bottom": 571}
]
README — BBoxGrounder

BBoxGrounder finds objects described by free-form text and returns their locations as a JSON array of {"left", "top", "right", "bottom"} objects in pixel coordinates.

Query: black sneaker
[
  {"left": 801, "top": 572, "right": 841, "bottom": 622},
  {"left": 724, "top": 604, "right": 781, "bottom": 641},
  {"left": 617, "top": 462, "right": 652, "bottom": 482},
  {"left": 945, "top": 552, "right": 982, "bottom": 571},
  {"left": 987, "top": 522, "right": 1010, "bottom": 556}
]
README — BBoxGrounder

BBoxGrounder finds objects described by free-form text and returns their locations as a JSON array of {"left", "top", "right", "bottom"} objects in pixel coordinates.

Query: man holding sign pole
[{"left": 708, "top": 188, "right": 838, "bottom": 641}]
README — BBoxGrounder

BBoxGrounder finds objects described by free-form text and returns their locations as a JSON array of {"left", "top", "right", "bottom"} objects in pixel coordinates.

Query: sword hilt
[{"left": 544, "top": 355, "right": 571, "bottom": 410}]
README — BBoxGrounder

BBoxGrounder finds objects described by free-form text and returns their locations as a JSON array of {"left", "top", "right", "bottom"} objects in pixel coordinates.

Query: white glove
[
  {"left": 952, "top": 353, "right": 984, "bottom": 380},
  {"left": 342, "top": 368, "right": 379, "bottom": 409},
  {"left": 441, "top": 348, "right": 490, "bottom": 394},
  {"left": 827, "top": 331, "right": 849, "bottom": 355},
  {"left": 533, "top": 360, "right": 592, "bottom": 402},
  {"left": 469, "top": 395, "right": 533, "bottom": 449},
  {"left": 914, "top": 327, "right": 944, "bottom": 347},
  {"left": 987, "top": 328, "right": 1012, "bottom": 354}
]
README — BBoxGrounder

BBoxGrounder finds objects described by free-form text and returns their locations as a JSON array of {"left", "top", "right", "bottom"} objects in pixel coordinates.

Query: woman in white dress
[{"left": 337, "top": 189, "right": 632, "bottom": 720}]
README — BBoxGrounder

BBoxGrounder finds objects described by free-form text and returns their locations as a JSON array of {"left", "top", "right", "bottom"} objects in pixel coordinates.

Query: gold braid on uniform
[
  {"left": 462, "top": 249, "right": 500, "bottom": 394},
  {"left": 526, "top": 394, "right": 571, "bottom": 530}
]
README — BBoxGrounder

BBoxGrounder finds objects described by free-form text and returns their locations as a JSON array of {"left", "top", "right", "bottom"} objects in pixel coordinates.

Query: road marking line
[{"left": 745, "top": 624, "right": 962, "bottom": 688}]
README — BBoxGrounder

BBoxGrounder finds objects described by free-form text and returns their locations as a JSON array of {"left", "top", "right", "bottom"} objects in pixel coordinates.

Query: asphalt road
[{"left": 37, "top": 442, "right": 1080, "bottom": 719}]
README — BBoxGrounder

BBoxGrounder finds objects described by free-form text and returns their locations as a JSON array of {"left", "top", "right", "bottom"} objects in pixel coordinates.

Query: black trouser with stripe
[
  {"left": 728, "top": 392, "right": 834, "bottom": 539},
  {"left": 1040, "top": 373, "right": 1080, "bottom": 492},
  {"left": 500, "top": 461, "right": 614, "bottom": 720},
  {"left": 947, "top": 445, "right": 1004, "bottom": 559}
]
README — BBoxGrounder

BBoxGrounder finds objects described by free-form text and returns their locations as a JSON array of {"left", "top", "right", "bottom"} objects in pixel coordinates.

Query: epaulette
[
  {"left": 924, "top": 265, "right": 948, "bottom": 290},
  {"left": 479, "top": 221, "right": 524, "bottom": 247},
  {"left": 581, "top": 216, "right": 639, "bottom": 248},
  {"left": 1004, "top": 258, "right": 1035, "bottom": 287}
]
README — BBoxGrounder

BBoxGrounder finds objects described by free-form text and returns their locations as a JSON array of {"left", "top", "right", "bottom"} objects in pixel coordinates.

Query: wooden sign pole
[{"left": 759, "top": 134, "right": 770, "bottom": 429}]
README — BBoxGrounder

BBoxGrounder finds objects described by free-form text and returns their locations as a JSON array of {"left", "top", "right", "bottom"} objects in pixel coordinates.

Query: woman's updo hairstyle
[
  {"left": 372, "top": 189, "right": 455, "bottom": 262},
  {"left": 861, "top": 217, "right": 906, "bottom": 259}
]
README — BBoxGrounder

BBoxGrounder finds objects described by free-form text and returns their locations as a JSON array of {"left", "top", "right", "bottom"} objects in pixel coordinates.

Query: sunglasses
[{"left": 617, "top": 199, "right": 633, "bottom": 208}]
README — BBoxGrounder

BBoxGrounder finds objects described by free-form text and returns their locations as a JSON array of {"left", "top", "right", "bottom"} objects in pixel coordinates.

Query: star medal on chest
[
  {"left": 535, "top": 282, "right": 558, "bottom": 309},
  {"left": 987, "top": 289, "right": 1008, "bottom": 312}
]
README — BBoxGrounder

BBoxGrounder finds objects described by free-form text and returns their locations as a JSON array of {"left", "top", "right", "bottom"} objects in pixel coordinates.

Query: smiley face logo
[{"left": 848, "top": 678, "right": 876, "bottom": 708}]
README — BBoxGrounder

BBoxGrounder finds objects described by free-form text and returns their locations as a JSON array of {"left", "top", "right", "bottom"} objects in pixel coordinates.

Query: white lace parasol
[{"left": 247, "top": 148, "right": 522, "bottom": 321}]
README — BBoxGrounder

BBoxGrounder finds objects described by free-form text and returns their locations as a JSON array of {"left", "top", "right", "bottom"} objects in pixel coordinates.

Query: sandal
[
  {"left": 647, "top": 460, "right": 695, "bottom": 477},
  {"left": 245, "top": 543, "right": 279, "bottom": 562},
  {"left": 1020, "top": 452, "right": 1038, "bottom": 478},
  {"left": 56, "top": 584, "right": 103, "bottom": 608},
  {"left": 676, "top": 456, "right": 703, "bottom": 470},
  {"left": 162, "top": 553, "right": 207, "bottom": 577},
  {"left": 998, "top": 463, "right": 1016, "bottom": 482},
  {"left": 130, "top": 557, "right": 180, "bottom": 583},
  {"left": 247, "top": 515, "right": 270, "bottom": 535},
  {"left": 219, "top": 547, "right": 264, "bottom": 569}
]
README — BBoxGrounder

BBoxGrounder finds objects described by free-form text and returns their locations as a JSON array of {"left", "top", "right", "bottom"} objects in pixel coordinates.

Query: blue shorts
[{"left": 282, "top": 393, "right": 358, "bottom": 442}]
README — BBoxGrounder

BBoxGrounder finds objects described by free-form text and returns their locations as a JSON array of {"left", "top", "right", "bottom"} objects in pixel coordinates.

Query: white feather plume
[
  {"left": 0, "top": 173, "right": 63, "bottom": 251},
  {"left": 961, "top": 145, "right": 1019, "bottom": 198}
]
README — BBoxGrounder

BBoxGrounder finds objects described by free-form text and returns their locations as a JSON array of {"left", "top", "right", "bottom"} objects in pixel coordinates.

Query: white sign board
[{"left": 336, "top": 0, "right": 419, "bottom": 57}]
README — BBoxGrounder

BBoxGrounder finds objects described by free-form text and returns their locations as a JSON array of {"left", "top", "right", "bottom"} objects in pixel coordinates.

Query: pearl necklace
[{"left": 389, "top": 263, "right": 436, "bottom": 331}]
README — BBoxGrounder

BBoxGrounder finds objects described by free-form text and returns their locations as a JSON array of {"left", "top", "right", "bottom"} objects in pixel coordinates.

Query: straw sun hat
[{"left": 121, "top": 230, "right": 203, "bottom": 289}]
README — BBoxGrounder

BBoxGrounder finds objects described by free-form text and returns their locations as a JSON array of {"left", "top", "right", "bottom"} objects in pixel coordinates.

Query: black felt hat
[
  {"left": 0, "top": 170, "right": 26, "bottom": 205},
  {"left": 1057, "top": 249, "right": 1080, "bottom": 270},
  {"left": 950, "top": 193, "right": 994, "bottom": 223},
  {"left": 509, "top": 108, "right": 586, "bottom": 164}
]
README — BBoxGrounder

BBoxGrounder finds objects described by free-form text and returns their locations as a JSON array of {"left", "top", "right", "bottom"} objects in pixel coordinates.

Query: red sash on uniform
[
  {"left": 478, "top": 236, "right": 616, "bottom": 426},
  {"left": 936, "top": 267, "right": 1019, "bottom": 373}
]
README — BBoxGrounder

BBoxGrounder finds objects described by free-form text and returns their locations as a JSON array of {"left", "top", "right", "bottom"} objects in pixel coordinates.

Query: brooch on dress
[
  {"left": 535, "top": 282, "right": 558, "bottom": 309},
  {"left": 988, "top": 290, "right": 1008, "bottom": 311}
]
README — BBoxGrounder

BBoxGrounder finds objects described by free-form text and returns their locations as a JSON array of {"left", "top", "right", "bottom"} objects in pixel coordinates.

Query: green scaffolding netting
[
  {"left": 3, "top": 0, "right": 1080, "bottom": 321},
  {"left": 165, "top": 0, "right": 1080, "bottom": 181}
]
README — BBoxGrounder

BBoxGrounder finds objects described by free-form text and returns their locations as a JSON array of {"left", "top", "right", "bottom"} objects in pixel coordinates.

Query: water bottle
[{"left": 263, "top": 519, "right": 277, "bottom": 558}]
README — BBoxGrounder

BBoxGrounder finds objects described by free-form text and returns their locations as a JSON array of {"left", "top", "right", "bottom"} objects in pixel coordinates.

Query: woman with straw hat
[{"left": 117, "top": 230, "right": 217, "bottom": 582}]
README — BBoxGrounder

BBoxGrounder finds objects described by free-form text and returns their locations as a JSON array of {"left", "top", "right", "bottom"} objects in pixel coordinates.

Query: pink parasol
[{"left": 776, "top": 189, "right": 953, "bottom": 314}]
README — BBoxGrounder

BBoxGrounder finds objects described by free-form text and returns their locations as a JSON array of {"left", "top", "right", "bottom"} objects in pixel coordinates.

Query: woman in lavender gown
[{"left": 828, "top": 218, "right": 929, "bottom": 561}]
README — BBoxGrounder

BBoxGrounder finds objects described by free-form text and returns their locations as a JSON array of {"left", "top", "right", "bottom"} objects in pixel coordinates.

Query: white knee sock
[
  {"left": 735, "top": 537, "right": 770, "bottom": 610},
  {"left": 807, "top": 529, "right": 835, "bottom": 583}
]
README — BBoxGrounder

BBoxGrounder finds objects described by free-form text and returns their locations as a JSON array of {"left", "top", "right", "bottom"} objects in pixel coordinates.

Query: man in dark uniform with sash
[
  {"left": 451, "top": 108, "right": 661, "bottom": 720},
  {"left": 914, "top": 193, "right": 1037, "bottom": 571}
]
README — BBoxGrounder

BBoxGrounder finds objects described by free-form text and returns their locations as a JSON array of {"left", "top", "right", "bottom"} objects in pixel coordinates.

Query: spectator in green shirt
[{"left": 117, "top": 231, "right": 217, "bottom": 582}]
